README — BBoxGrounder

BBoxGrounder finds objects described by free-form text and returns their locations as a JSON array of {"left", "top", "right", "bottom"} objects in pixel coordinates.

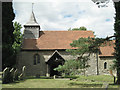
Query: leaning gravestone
[
  {"left": 2, "top": 67, "right": 10, "bottom": 83},
  {"left": 9, "top": 68, "right": 15, "bottom": 82},
  {"left": 13, "top": 69, "right": 19, "bottom": 81},
  {"left": 19, "top": 66, "right": 26, "bottom": 80}
]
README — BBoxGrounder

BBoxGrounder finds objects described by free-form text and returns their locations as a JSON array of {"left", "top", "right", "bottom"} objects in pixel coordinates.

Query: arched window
[
  {"left": 34, "top": 54, "right": 40, "bottom": 65},
  {"left": 104, "top": 62, "right": 107, "bottom": 69}
]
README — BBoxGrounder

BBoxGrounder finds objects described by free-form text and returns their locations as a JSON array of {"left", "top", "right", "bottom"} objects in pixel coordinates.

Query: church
[{"left": 17, "top": 11, "right": 115, "bottom": 77}]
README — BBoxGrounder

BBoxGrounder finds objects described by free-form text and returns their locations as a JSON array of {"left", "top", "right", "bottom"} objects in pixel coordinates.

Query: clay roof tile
[{"left": 22, "top": 30, "right": 94, "bottom": 50}]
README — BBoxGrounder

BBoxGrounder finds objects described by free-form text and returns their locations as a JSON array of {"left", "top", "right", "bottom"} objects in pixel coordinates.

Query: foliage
[
  {"left": 7, "top": 22, "right": 23, "bottom": 68},
  {"left": 67, "top": 37, "right": 108, "bottom": 55},
  {"left": 55, "top": 36, "right": 106, "bottom": 75},
  {"left": 114, "top": 1, "right": 120, "bottom": 84},
  {"left": 68, "top": 26, "right": 87, "bottom": 31},
  {"left": 2, "top": 2, "right": 15, "bottom": 69},
  {"left": 109, "top": 59, "right": 117, "bottom": 70},
  {"left": 92, "top": 0, "right": 120, "bottom": 84},
  {"left": 2, "top": 3, "right": 23, "bottom": 69},
  {"left": 54, "top": 59, "right": 90, "bottom": 76},
  {"left": 55, "top": 34, "right": 112, "bottom": 76},
  {"left": 12, "top": 22, "right": 22, "bottom": 53}
]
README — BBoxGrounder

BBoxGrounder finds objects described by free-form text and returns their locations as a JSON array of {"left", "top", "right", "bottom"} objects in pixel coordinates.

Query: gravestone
[
  {"left": 2, "top": 67, "right": 10, "bottom": 83},
  {"left": 9, "top": 68, "right": 15, "bottom": 82},
  {"left": 13, "top": 69, "right": 19, "bottom": 81},
  {"left": 19, "top": 66, "right": 26, "bottom": 80}
]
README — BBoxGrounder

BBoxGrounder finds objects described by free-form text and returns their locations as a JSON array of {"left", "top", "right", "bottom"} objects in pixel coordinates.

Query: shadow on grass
[
  {"left": 3, "top": 76, "right": 53, "bottom": 85},
  {"left": 2, "top": 79, "right": 26, "bottom": 85},
  {"left": 68, "top": 82, "right": 102, "bottom": 88},
  {"left": 109, "top": 83, "right": 119, "bottom": 87},
  {"left": 26, "top": 76, "right": 53, "bottom": 79}
]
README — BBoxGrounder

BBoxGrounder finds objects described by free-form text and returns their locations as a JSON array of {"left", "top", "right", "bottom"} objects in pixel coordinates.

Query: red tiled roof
[
  {"left": 22, "top": 30, "right": 94, "bottom": 50},
  {"left": 99, "top": 40, "right": 115, "bottom": 57}
]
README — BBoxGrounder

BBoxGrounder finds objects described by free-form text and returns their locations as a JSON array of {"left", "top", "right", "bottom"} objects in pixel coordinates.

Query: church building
[{"left": 17, "top": 11, "right": 115, "bottom": 76}]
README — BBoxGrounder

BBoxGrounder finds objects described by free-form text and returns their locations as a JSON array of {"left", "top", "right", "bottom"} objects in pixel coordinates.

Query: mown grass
[
  {"left": 2, "top": 75, "right": 119, "bottom": 88},
  {"left": 77, "top": 75, "right": 114, "bottom": 82}
]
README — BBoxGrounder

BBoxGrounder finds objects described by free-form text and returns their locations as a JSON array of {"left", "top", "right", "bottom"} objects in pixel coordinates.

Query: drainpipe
[{"left": 96, "top": 51, "right": 99, "bottom": 75}]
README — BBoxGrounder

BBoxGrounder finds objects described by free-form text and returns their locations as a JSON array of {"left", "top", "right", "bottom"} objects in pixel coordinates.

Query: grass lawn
[{"left": 2, "top": 75, "right": 119, "bottom": 88}]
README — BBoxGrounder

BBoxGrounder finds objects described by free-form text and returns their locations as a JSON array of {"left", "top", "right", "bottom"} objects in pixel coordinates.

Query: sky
[{"left": 12, "top": 0, "right": 115, "bottom": 38}]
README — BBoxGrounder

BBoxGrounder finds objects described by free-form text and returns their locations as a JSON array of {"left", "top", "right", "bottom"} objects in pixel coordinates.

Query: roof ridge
[{"left": 40, "top": 30, "right": 93, "bottom": 32}]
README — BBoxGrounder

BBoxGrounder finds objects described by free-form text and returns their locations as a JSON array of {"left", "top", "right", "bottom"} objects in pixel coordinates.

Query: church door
[{"left": 47, "top": 51, "right": 65, "bottom": 76}]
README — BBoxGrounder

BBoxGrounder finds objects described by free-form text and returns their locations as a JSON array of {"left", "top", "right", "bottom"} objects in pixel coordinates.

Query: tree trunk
[{"left": 114, "top": 1, "right": 120, "bottom": 84}]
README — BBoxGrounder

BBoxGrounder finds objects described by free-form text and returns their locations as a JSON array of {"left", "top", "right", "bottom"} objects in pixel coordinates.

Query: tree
[
  {"left": 2, "top": 2, "right": 22, "bottom": 69},
  {"left": 92, "top": 0, "right": 120, "bottom": 84},
  {"left": 55, "top": 34, "right": 113, "bottom": 76},
  {"left": 68, "top": 26, "right": 87, "bottom": 31},
  {"left": 114, "top": 2, "right": 120, "bottom": 84},
  {"left": 2, "top": 2, "right": 15, "bottom": 69},
  {"left": 55, "top": 37, "right": 106, "bottom": 76},
  {"left": 54, "top": 59, "right": 90, "bottom": 76},
  {"left": 12, "top": 22, "right": 22, "bottom": 54},
  {"left": 12, "top": 22, "right": 22, "bottom": 67}
]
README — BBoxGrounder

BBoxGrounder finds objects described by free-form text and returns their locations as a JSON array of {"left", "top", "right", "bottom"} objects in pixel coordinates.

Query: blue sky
[{"left": 12, "top": 0, "right": 115, "bottom": 38}]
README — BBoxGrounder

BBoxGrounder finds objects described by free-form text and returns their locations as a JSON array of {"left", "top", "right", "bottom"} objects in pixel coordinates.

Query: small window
[
  {"left": 34, "top": 54, "right": 40, "bottom": 65},
  {"left": 104, "top": 62, "right": 107, "bottom": 69}
]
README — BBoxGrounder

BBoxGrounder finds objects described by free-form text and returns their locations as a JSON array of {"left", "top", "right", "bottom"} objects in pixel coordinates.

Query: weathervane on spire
[{"left": 32, "top": 3, "right": 34, "bottom": 12}]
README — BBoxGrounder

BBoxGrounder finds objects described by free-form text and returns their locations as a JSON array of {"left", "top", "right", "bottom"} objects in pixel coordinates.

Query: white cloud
[{"left": 12, "top": 0, "right": 115, "bottom": 38}]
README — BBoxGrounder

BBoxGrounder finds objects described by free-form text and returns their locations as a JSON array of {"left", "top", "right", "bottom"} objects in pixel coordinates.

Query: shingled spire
[
  {"left": 25, "top": 11, "right": 39, "bottom": 26},
  {"left": 24, "top": 3, "right": 40, "bottom": 39}
]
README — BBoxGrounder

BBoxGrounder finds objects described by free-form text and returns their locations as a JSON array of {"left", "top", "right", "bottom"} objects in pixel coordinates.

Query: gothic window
[
  {"left": 34, "top": 54, "right": 40, "bottom": 65},
  {"left": 104, "top": 62, "right": 107, "bottom": 69}
]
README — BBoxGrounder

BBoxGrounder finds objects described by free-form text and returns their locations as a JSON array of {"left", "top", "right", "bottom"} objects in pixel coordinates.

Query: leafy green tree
[
  {"left": 54, "top": 60, "right": 80, "bottom": 76},
  {"left": 54, "top": 59, "right": 90, "bottom": 76},
  {"left": 79, "top": 26, "right": 87, "bottom": 31},
  {"left": 12, "top": 22, "right": 22, "bottom": 54},
  {"left": 55, "top": 35, "right": 111, "bottom": 76},
  {"left": 9, "top": 22, "right": 22, "bottom": 68},
  {"left": 68, "top": 26, "right": 87, "bottom": 31}
]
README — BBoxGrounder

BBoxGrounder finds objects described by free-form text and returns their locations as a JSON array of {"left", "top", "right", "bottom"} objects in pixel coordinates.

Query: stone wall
[
  {"left": 85, "top": 53, "right": 98, "bottom": 75},
  {"left": 17, "top": 50, "right": 115, "bottom": 76},
  {"left": 98, "top": 56, "right": 116, "bottom": 75},
  {"left": 17, "top": 50, "right": 77, "bottom": 76},
  {"left": 17, "top": 51, "right": 47, "bottom": 76}
]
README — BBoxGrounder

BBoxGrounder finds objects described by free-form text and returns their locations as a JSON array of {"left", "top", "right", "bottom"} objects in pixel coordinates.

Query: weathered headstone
[
  {"left": 53, "top": 75, "right": 56, "bottom": 79},
  {"left": 13, "top": 69, "right": 19, "bottom": 81},
  {"left": 2, "top": 67, "right": 10, "bottom": 83},
  {"left": 19, "top": 66, "right": 26, "bottom": 80},
  {"left": 46, "top": 73, "right": 50, "bottom": 77},
  {"left": 9, "top": 68, "right": 15, "bottom": 82}
]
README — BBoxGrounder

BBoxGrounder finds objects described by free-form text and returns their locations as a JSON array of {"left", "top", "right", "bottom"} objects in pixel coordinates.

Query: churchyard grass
[{"left": 2, "top": 75, "right": 119, "bottom": 88}]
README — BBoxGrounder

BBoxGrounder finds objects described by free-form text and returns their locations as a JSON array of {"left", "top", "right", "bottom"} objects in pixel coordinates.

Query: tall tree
[
  {"left": 2, "top": 2, "right": 15, "bottom": 69},
  {"left": 12, "top": 22, "right": 22, "bottom": 53},
  {"left": 92, "top": 0, "right": 120, "bottom": 84},
  {"left": 12, "top": 22, "right": 22, "bottom": 66},
  {"left": 55, "top": 37, "right": 106, "bottom": 76},
  {"left": 114, "top": 2, "right": 120, "bottom": 84}
]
